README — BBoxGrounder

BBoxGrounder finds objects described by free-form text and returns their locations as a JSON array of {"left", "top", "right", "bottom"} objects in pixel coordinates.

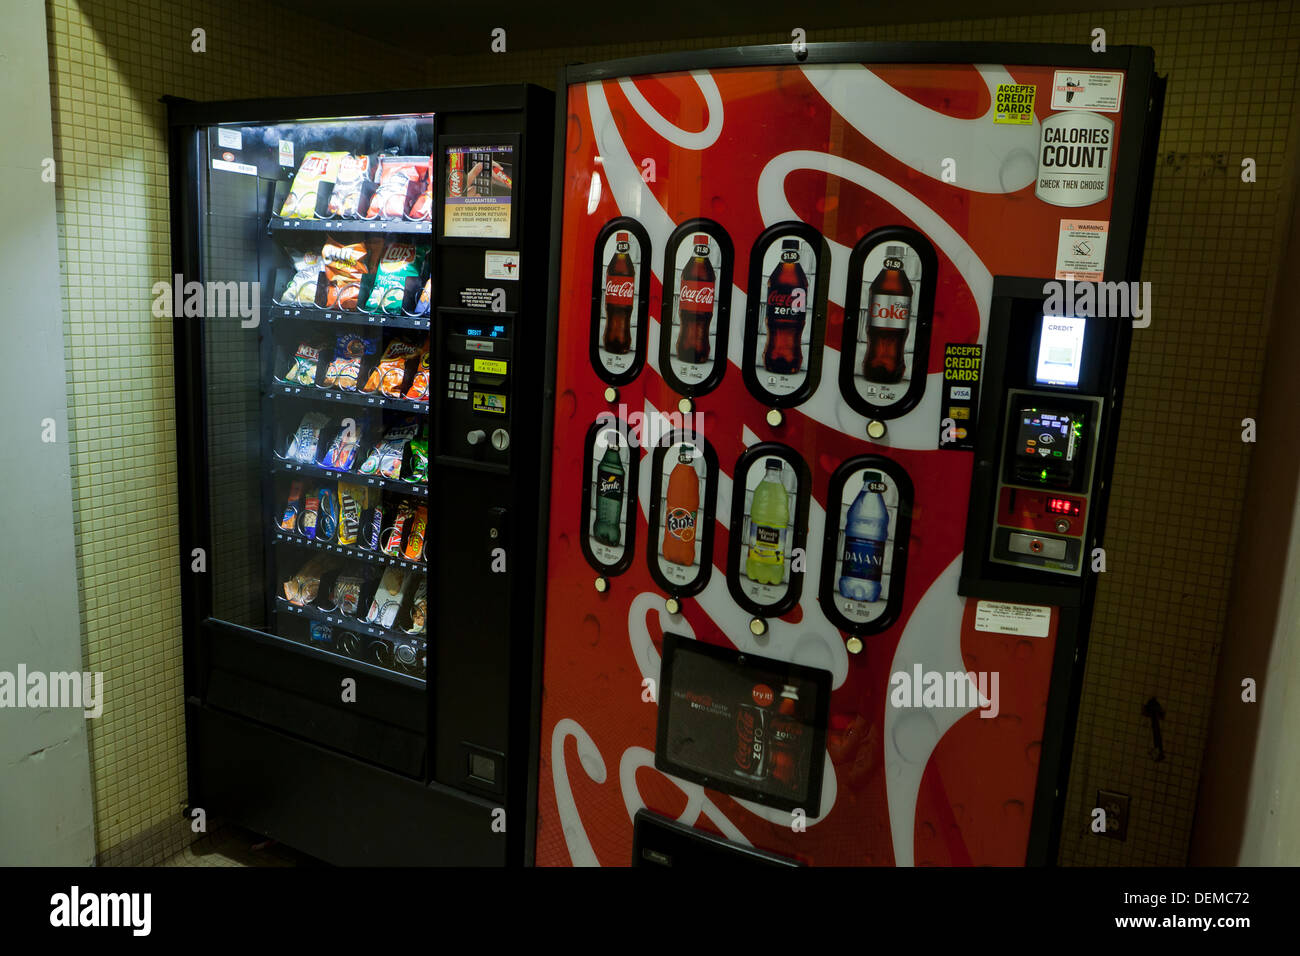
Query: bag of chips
[
  {"left": 404, "top": 505, "right": 427, "bottom": 562},
  {"left": 405, "top": 340, "right": 430, "bottom": 401},
  {"left": 321, "top": 235, "right": 378, "bottom": 311},
  {"left": 319, "top": 333, "right": 373, "bottom": 392},
  {"left": 359, "top": 422, "right": 420, "bottom": 479},
  {"left": 412, "top": 278, "right": 431, "bottom": 316},
  {"left": 361, "top": 338, "right": 420, "bottom": 397},
  {"left": 366, "top": 567, "right": 411, "bottom": 628},
  {"left": 406, "top": 438, "right": 428, "bottom": 484},
  {"left": 282, "top": 412, "right": 331, "bottom": 464},
  {"left": 318, "top": 419, "right": 365, "bottom": 472},
  {"left": 365, "top": 240, "right": 426, "bottom": 315},
  {"left": 280, "top": 151, "right": 347, "bottom": 219},
  {"left": 282, "top": 340, "right": 324, "bottom": 385},
  {"left": 326, "top": 154, "right": 370, "bottom": 218},
  {"left": 277, "top": 249, "right": 321, "bottom": 305},
  {"left": 407, "top": 160, "right": 433, "bottom": 220},
  {"left": 330, "top": 572, "right": 366, "bottom": 616},
  {"left": 365, "top": 155, "right": 429, "bottom": 219},
  {"left": 405, "top": 578, "right": 428, "bottom": 635}
]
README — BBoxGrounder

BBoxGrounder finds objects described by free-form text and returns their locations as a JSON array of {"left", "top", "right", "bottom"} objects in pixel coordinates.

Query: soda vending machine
[
  {"left": 533, "top": 44, "right": 1163, "bottom": 866},
  {"left": 166, "top": 84, "right": 553, "bottom": 865}
]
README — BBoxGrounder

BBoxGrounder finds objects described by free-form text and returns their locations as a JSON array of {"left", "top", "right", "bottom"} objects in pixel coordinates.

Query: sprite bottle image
[
  {"left": 745, "top": 458, "right": 789, "bottom": 585},
  {"left": 592, "top": 434, "right": 625, "bottom": 547}
]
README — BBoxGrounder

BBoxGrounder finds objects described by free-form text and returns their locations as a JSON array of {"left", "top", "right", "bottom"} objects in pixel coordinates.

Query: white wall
[{"left": 0, "top": 0, "right": 96, "bottom": 865}]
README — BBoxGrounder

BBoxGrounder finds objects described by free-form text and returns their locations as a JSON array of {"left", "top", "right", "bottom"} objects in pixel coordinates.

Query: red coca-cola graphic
[
  {"left": 763, "top": 239, "right": 809, "bottom": 374},
  {"left": 863, "top": 246, "right": 913, "bottom": 384},
  {"left": 734, "top": 703, "right": 769, "bottom": 780},
  {"left": 602, "top": 232, "right": 634, "bottom": 354},
  {"left": 769, "top": 685, "right": 805, "bottom": 791},
  {"left": 676, "top": 234, "right": 716, "bottom": 364}
]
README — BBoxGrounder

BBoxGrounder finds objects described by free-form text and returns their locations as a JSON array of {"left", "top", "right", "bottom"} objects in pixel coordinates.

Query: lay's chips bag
[
  {"left": 280, "top": 151, "right": 347, "bottom": 219},
  {"left": 365, "top": 240, "right": 427, "bottom": 315}
]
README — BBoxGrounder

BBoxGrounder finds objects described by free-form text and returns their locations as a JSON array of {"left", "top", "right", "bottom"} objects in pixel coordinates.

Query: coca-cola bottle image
[
  {"left": 602, "top": 232, "right": 634, "bottom": 354},
  {"left": 675, "top": 234, "right": 716, "bottom": 364},
  {"left": 769, "top": 685, "right": 804, "bottom": 791},
  {"left": 763, "top": 239, "right": 809, "bottom": 374},
  {"left": 862, "top": 246, "right": 913, "bottom": 384}
]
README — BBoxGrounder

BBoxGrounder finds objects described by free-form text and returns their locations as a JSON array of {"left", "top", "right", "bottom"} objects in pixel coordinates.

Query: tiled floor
[{"left": 160, "top": 826, "right": 319, "bottom": 867}]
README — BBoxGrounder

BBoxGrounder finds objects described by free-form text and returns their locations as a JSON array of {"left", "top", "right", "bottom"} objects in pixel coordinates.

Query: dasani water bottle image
[{"left": 838, "top": 471, "right": 889, "bottom": 602}]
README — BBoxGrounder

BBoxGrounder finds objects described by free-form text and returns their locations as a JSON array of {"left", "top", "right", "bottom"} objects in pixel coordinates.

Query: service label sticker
[
  {"left": 994, "top": 83, "right": 1037, "bottom": 124},
  {"left": 484, "top": 250, "right": 520, "bottom": 280},
  {"left": 974, "top": 600, "right": 1052, "bottom": 638},
  {"left": 1035, "top": 111, "right": 1115, "bottom": 207},
  {"left": 278, "top": 140, "right": 295, "bottom": 167},
  {"left": 216, "top": 127, "right": 242, "bottom": 150},
  {"left": 1055, "top": 219, "right": 1109, "bottom": 280},
  {"left": 1050, "top": 70, "right": 1124, "bottom": 113},
  {"left": 940, "top": 343, "right": 982, "bottom": 451}
]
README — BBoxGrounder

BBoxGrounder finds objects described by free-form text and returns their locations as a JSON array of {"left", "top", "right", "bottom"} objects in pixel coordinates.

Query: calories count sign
[{"left": 1035, "top": 111, "right": 1115, "bottom": 207}]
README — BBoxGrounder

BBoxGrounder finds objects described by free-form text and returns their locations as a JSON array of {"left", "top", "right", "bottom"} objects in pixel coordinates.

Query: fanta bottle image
[
  {"left": 745, "top": 459, "right": 789, "bottom": 585},
  {"left": 662, "top": 445, "right": 700, "bottom": 566}
]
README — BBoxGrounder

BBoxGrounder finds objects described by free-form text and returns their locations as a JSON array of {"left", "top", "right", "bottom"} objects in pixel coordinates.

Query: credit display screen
[{"left": 1035, "top": 315, "right": 1087, "bottom": 387}]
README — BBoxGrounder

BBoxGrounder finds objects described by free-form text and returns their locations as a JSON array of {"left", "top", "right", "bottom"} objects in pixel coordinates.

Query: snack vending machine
[
  {"left": 534, "top": 45, "right": 1163, "bottom": 866},
  {"left": 166, "top": 84, "right": 553, "bottom": 865}
]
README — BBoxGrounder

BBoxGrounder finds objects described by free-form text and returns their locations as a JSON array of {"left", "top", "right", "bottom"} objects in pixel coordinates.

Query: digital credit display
[
  {"left": 456, "top": 320, "right": 507, "bottom": 338},
  {"left": 1035, "top": 315, "right": 1086, "bottom": 387}
]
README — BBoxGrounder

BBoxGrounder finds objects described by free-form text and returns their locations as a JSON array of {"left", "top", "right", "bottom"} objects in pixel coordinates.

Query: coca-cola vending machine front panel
[{"left": 536, "top": 45, "right": 1160, "bottom": 866}]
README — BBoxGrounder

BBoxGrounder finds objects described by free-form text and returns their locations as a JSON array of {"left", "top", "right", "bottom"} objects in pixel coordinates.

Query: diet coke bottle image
[
  {"left": 862, "top": 245, "right": 914, "bottom": 384},
  {"left": 675, "top": 234, "right": 716, "bottom": 364},
  {"left": 763, "top": 239, "right": 809, "bottom": 374},
  {"left": 602, "top": 232, "right": 635, "bottom": 355}
]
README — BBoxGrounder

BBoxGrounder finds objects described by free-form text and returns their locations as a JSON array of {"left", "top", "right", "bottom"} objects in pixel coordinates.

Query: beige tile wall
[
  {"left": 44, "top": 0, "right": 427, "bottom": 862},
  {"left": 49, "top": 0, "right": 1298, "bottom": 865}
]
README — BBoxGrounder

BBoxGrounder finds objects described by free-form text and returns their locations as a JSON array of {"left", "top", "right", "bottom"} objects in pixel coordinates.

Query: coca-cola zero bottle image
[
  {"left": 602, "top": 232, "right": 634, "bottom": 354},
  {"left": 769, "top": 685, "right": 804, "bottom": 791},
  {"left": 675, "top": 234, "right": 716, "bottom": 364},
  {"left": 734, "top": 703, "right": 769, "bottom": 781},
  {"left": 863, "top": 245, "right": 913, "bottom": 384},
  {"left": 763, "top": 239, "right": 809, "bottom": 374}
]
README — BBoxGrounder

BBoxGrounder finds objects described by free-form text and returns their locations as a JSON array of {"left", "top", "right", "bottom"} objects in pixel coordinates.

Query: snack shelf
[
  {"left": 273, "top": 529, "right": 426, "bottom": 574},
  {"left": 269, "top": 217, "right": 433, "bottom": 235},
  {"left": 272, "top": 459, "right": 429, "bottom": 498},
  {"left": 270, "top": 380, "right": 430, "bottom": 416},
  {"left": 274, "top": 597, "right": 426, "bottom": 650},
  {"left": 268, "top": 304, "right": 431, "bottom": 331}
]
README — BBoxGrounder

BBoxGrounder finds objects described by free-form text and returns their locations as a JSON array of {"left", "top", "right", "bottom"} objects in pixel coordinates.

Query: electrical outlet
[{"left": 1095, "top": 790, "right": 1130, "bottom": 841}]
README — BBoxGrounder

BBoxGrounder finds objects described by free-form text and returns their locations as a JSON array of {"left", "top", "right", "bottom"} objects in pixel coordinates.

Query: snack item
[
  {"left": 326, "top": 153, "right": 370, "bottom": 218},
  {"left": 413, "top": 278, "right": 431, "bottom": 316},
  {"left": 318, "top": 419, "right": 365, "bottom": 472},
  {"left": 383, "top": 501, "right": 415, "bottom": 557},
  {"left": 366, "top": 567, "right": 410, "bottom": 628},
  {"left": 364, "top": 240, "right": 426, "bottom": 314},
  {"left": 282, "top": 340, "right": 323, "bottom": 385},
  {"left": 282, "top": 555, "right": 336, "bottom": 606},
  {"left": 405, "top": 341, "right": 430, "bottom": 401},
  {"left": 278, "top": 481, "right": 304, "bottom": 531},
  {"left": 407, "top": 160, "right": 433, "bottom": 220},
  {"left": 365, "top": 155, "right": 429, "bottom": 219},
  {"left": 359, "top": 422, "right": 420, "bottom": 479},
  {"left": 406, "top": 438, "right": 428, "bottom": 484},
  {"left": 277, "top": 249, "right": 321, "bottom": 305},
  {"left": 361, "top": 338, "right": 420, "bottom": 397},
  {"left": 320, "top": 333, "right": 373, "bottom": 391},
  {"left": 301, "top": 492, "right": 320, "bottom": 540},
  {"left": 282, "top": 412, "right": 331, "bottom": 464},
  {"left": 406, "top": 578, "right": 428, "bottom": 635},
  {"left": 337, "top": 482, "right": 368, "bottom": 546},
  {"left": 330, "top": 573, "right": 365, "bottom": 616},
  {"left": 404, "top": 505, "right": 427, "bottom": 562},
  {"left": 280, "top": 151, "right": 347, "bottom": 219},
  {"left": 321, "top": 235, "right": 377, "bottom": 311},
  {"left": 361, "top": 504, "right": 384, "bottom": 551},
  {"left": 317, "top": 486, "right": 338, "bottom": 543}
]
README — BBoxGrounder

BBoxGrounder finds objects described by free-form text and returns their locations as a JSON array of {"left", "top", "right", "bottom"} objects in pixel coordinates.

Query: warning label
[
  {"left": 974, "top": 600, "right": 1052, "bottom": 638},
  {"left": 994, "top": 83, "right": 1037, "bottom": 125},
  {"left": 1055, "top": 219, "right": 1109, "bottom": 280}
]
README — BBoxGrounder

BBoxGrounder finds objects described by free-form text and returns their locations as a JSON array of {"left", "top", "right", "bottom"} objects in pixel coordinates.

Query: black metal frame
[
  {"left": 167, "top": 82, "right": 554, "bottom": 866},
  {"left": 542, "top": 42, "right": 1165, "bottom": 868}
]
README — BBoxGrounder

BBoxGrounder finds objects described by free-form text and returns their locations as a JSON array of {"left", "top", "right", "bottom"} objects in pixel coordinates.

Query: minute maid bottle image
[
  {"left": 838, "top": 471, "right": 888, "bottom": 602},
  {"left": 592, "top": 434, "right": 625, "bottom": 547},
  {"left": 746, "top": 459, "right": 789, "bottom": 585}
]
